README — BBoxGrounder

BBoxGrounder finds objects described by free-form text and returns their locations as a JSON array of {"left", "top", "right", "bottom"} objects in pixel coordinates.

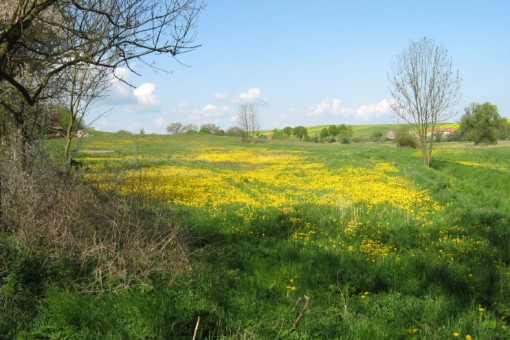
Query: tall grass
[{"left": 4, "top": 135, "right": 509, "bottom": 338}]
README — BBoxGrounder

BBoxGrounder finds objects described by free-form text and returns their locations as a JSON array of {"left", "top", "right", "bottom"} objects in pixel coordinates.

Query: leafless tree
[
  {"left": 166, "top": 122, "right": 184, "bottom": 134},
  {"left": 388, "top": 37, "right": 461, "bottom": 167},
  {"left": 237, "top": 103, "right": 260, "bottom": 142},
  {"left": 0, "top": 0, "right": 203, "bottom": 168},
  {"left": 61, "top": 62, "right": 111, "bottom": 164},
  {"left": 199, "top": 123, "right": 221, "bottom": 134}
]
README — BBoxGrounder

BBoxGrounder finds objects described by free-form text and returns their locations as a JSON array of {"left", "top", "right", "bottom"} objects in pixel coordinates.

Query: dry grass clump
[{"left": 0, "top": 146, "right": 189, "bottom": 292}]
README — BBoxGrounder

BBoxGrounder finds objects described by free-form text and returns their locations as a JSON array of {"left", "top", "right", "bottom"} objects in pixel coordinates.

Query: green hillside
[{"left": 264, "top": 123, "right": 459, "bottom": 139}]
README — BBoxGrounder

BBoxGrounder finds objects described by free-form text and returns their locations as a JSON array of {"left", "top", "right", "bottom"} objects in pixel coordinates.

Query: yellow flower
[
  {"left": 465, "top": 335, "right": 472, "bottom": 340},
  {"left": 360, "top": 295, "right": 366, "bottom": 299},
  {"left": 289, "top": 278, "right": 294, "bottom": 283},
  {"left": 479, "top": 307, "right": 485, "bottom": 312},
  {"left": 453, "top": 332, "right": 459, "bottom": 337},
  {"left": 406, "top": 328, "right": 418, "bottom": 334}
]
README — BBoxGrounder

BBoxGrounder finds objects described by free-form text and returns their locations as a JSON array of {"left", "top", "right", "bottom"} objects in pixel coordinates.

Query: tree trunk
[
  {"left": 0, "top": 164, "right": 3, "bottom": 228},
  {"left": 420, "top": 138, "right": 430, "bottom": 167},
  {"left": 64, "top": 122, "right": 73, "bottom": 164}
]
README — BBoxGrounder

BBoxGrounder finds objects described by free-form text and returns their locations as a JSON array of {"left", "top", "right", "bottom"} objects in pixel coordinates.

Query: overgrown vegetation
[
  {"left": 0, "top": 142, "right": 189, "bottom": 337},
  {"left": 2, "top": 133, "right": 507, "bottom": 338}
]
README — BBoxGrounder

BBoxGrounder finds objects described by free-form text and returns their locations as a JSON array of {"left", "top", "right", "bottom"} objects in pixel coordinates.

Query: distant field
[{"left": 262, "top": 122, "right": 460, "bottom": 138}]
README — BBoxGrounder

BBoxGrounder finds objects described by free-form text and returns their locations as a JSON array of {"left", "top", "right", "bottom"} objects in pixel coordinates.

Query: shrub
[
  {"left": 0, "top": 145, "right": 189, "bottom": 293},
  {"left": 394, "top": 129, "right": 417, "bottom": 148},
  {"left": 370, "top": 131, "right": 383, "bottom": 142}
]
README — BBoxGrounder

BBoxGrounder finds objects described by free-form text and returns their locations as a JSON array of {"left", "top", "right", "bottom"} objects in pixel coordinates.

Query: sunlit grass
[{"left": 38, "top": 133, "right": 507, "bottom": 338}]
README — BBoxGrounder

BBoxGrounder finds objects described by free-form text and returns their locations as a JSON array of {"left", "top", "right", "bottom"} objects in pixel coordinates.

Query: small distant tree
[
  {"left": 226, "top": 126, "right": 245, "bottom": 137},
  {"left": 166, "top": 122, "right": 184, "bottom": 135},
  {"left": 200, "top": 123, "right": 221, "bottom": 134},
  {"left": 370, "top": 131, "right": 383, "bottom": 142},
  {"left": 272, "top": 128, "right": 285, "bottom": 139},
  {"left": 117, "top": 129, "right": 132, "bottom": 136},
  {"left": 61, "top": 61, "right": 110, "bottom": 164},
  {"left": 47, "top": 104, "right": 85, "bottom": 133},
  {"left": 458, "top": 102, "right": 508, "bottom": 145},
  {"left": 293, "top": 126, "right": 308, "bottom": 140},
  {"left": 328, "top": 125, "right": 339, "bottom": 137},
  {"left": 282, "top": 126, "right": 293, "bottom": 138},
  {"left": 237, "top": 103, "right": 260, "bottom": 142},
  {"left": 337, "top": 124, "right": 353, "bottom": 144},
  {"left": 388, "top": 37, "right": 462, "bottom": 167},
  {"left": 394, "top": 126, "right": 417, "bottom": 148},
  {"left": 182, "top": 124, "right": 198, "bottom": 133},
  {"left": 320, "top": 127, "right": 329, "bottom": 140}
]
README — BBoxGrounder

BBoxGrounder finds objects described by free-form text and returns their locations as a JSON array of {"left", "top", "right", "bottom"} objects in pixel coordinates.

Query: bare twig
[
  {"left": 292, "top": 296, "right": 303, "bottom": 312},
  {"left": 192, "top": 316, "right": 200, "bottom": 340},
  {"left": 291, "top": 295, "right": 310, "bottom": 332},
  {"left": 339, "top": 289, "right": 348, "bottom": 316}
]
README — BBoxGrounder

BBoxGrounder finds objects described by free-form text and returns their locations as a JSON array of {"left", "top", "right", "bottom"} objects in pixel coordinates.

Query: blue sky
[{"left": 91, "top": 0, "right": 510, "bottom": 133}]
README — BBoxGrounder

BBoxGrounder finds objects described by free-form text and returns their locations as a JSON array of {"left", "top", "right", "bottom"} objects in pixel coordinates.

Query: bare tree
[
  {"left": 166, "top": 122, "right": 184, "bottom": 134},
  {"left": 237, "top": 103, "right": 260, "bottom": 142},
  {"left": 182, "top": 123, "right": 198, "bottom": 132},
  {"left": 61, "top": 62, "right": 111, "bottom": 164},
  {"left": 388, "top": 37, "right": 461, "bottom": 167},
  {"left": 0, "top": 0, "right": 203, "bottom": 168}
]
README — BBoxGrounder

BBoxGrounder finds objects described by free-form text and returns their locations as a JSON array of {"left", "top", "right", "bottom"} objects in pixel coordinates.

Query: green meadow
[{"left": 3, "top": 132, "right": 510, "bottom": 338}]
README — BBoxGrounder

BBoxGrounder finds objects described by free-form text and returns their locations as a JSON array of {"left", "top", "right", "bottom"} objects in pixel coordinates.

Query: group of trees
[
  {"left": 456, "top": 102, "right": 509, "bottom": 144},
  {"left": 166, "top": 122, "right": 248, "bottom": 137},
  {"left": 165, "top": 104, "right": 260, "bottom": 141},
  {"left": 272, "top": 126, "right": 309, "bottom": 140},
  {"left": 0, "top": 0, "right": 203, "bottom": 167},
  {"left": 319, "top": 124, "right": 353, "bottom": 143},
  {"left": 166, "top": 122, "right": 199, "bottom": 135}
]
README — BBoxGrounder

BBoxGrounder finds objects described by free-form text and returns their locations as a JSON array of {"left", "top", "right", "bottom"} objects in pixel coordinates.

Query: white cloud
[
  {"left": 98, "top": 67, "right": 135, "bottom": 104},
  {"left": 155, "top": 117, "right": 165, "bottom": 127},
  {"left": 133, "top": 82, "right": 160, "bottom": 106},
  {"left": 272, "top": 112, "right": 290, "bottom": 128},
  {"left": 306, "top": 99, "right": 353, "bottom": 117},
  {"left": 172, "top": 102, "right": 198, "bottom": 116},
  {"left": 213, "top": 92, "right": 229, "bottom": 100},
  {"left": 202, "top": 104, "right": 232, "bottom": 115},
  {"left": 171, "top": 102, "right": 234, "bottom": 124},
  {"left": 202, "top": 103, "right": 218, "bottom": 113},
  {"left": 237, "top": 87, "right": 268, "bottom": 105},
  {"left": 110, "top": 68, "right": 130, "bottom": 93},
  {"left": 94, "top": 117, "right": 111, "bottom": 130},
  {"left": 355, "top": 99, "right": 392, "bottom": 120}
]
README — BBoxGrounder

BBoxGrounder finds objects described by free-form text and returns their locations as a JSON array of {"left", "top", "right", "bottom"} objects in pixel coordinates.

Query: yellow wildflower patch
[{"left": 85, "top": 147, "right": 441, "bottom": 235}]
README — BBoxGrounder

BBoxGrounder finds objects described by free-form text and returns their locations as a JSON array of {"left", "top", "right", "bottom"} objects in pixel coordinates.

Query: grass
[{"left": 4, "top": 133, "right": 510, "bottom": 338}]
